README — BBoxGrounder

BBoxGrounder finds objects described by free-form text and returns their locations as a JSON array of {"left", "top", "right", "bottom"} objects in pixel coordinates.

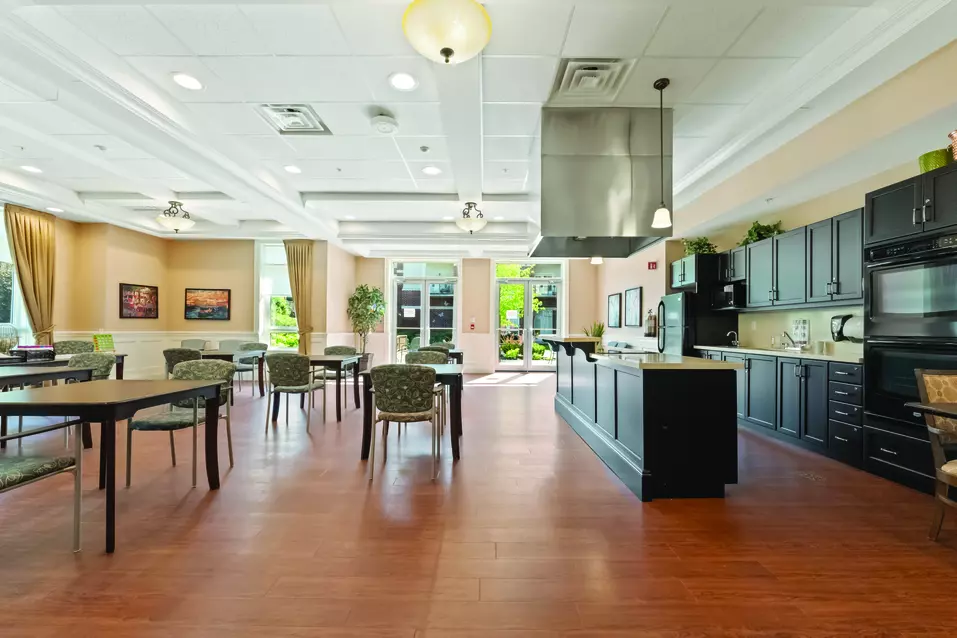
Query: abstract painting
[
  {"left": 185, "top": 288, "right": 231, "bottom": 321},
  {"left": 119, "top": 283, "right": 158, "bottom": 319},
  {"left": 608, "top": 293, "right": 622, "bottom": 328},
  {"left": 625, "top": 287, "right": 643, "bottom": 327}
]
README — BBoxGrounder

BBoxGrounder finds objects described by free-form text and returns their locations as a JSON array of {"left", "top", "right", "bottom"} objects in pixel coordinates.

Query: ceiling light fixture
[
  {"left": 403, "top": 0, "right": 492, "bottom": 65},
  {"left": 20, "top": 165, "right": 42, "bottom": 174},
  {"left": 422, "top": 165, "right": 442, "bottom": 176},
  {"left": 156, "top": 200, "right": 195, "bottom": 233},
  {"left": 172, "top": 73, "right": 203, "bottom": 90},
  {"left": 389, "top": 72, "right": 418, "bottom": 91},
  {"left": 456, "top": 201, "right": 486, "bottom": 234},
  {"left": 493, "top": 216, "right": 504, "bottom": 221},
  {"left": 590, "top": 257, "right": 604, "bottom": 265},
  {"left": 442, "top": 216, "right": 454, "bottom": 221},
  {"left": 284, "top": 165, "right": 302, "bottom": 174},
  {"left": 46, "top": 207, "right": 64, "bottom": 213},
  {"left": 344, "top": 215, "right": 356, "bottom": 220},
  {"left": 651, "top": 77, "right": 672, "bottom": 230}
]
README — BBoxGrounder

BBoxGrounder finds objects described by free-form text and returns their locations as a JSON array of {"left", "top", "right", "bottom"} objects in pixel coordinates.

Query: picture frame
[
  {"left": 625, "top": 287, "right": 643, "bottom": 327},
  {"left": 185, "top": 288, "right": 231, "bottom": 321},
  {"left": 119, "top": 283, "right": 158, "bottom": 319},
  {"left": 607, "top": 293, "right": 622, "bottom": 328}
]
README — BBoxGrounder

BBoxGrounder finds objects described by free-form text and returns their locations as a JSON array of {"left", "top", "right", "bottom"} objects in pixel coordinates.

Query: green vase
[{"left": 919, "top": 148, "right": 952, "bottom": 173}]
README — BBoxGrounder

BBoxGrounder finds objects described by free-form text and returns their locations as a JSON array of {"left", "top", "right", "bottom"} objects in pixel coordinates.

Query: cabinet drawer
[
  {"left": 829, "top": 362, "right": 862, "bottom": 384},
  {"left": 828, "top": 382, "right": 862, "bottom": 406},
  {"left": 828, "top": 420, "right": 862, "bottom": 467},
  {"left": 829, "top": 401, "right": 862, "bottom": 425},
  {"left": 864, "top": 427, "right": 934, "bottom": 478}
]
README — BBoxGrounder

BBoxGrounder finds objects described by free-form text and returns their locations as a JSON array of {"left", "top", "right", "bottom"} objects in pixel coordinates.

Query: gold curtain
[
  {"left": 283, "top": 239, "right": 313, "bottom": 355},
  {"left": 4, "top": 205, "right": 56, "bottom": 345}
]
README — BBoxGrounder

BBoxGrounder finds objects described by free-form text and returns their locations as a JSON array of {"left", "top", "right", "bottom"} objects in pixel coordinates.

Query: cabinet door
[
  {"left": 832, "top": 208, "right": 863, "bottom": 302},
  {"left": 683, "top": 255, "right": 696, "bottom": 285},
  {"left": 670, "top": 259, "right": 683, "bottom": 288},
  {"left": 718, "top": 251, "right": 731, "bottom": 282},
  {"left": 777, "top": 358, "right": 802, "bottom": 438},
  {"left": 806, "top": 219, "right": 833, "bottom": 303},
  {"left": 864, "top": 177, "right": 921, "bottom": 245},
  {"left": 922, "top": 163, "right": 957, "bottom": 234},
  {"left": 723, "top": 352, "right": 747, "bottom": 419},
  {"left": 730, "top": 247, "right": 746, "bottom": 281},
  {"left": 746, "top": 239, "right": 773, "bottom": 308},
  {"left": 801, "top": 360, "right": 828, "bottom": 450},
  {"left": 746, "top": 355, "right": 777, "bottom": 429},
  {"left": 773, "top": 227, "right": 807, "bottom": 306}
]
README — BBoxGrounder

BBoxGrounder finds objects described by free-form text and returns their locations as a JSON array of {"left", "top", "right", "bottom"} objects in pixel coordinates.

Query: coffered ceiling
[{"left": 0, "top": 0, "right": 953, "bottom": 257}]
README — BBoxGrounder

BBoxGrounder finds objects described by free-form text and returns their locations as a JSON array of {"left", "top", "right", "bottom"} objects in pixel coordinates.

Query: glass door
[
  {"left": 395, "top": 279, "right": 424, "bottom": 361},
  {"left": 497, "top": 280, "right": 561, "bottom": 371},
  {"left": 395, "top": 278, "right": 457, "bottom": 361}
]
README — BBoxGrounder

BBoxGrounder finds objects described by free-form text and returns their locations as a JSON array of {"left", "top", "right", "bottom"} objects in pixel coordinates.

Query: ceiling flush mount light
[
  {"left": 20, "top": 165, "right": 42, "bottom": 174},
  {"left": 389, "top": 72, "right": 418, "bottom": 91},
  {"left": 156, "top": 200, "right": 195, "bottom": 233},
  {"left": 456, "top": 201, "right": 486, "bottom": 234},
  {"left": 651, "top": 77, "right": 672, "bottom": 230},
  {"left": 403, "top": 0, "right": 492, "bottom": 65},
  {"left": 46, "top": 207, "right": 64, "bottom": 213},
  {"left": 442, "top": 216, "right": 454, "bottom": 221},
  {"left": 284, "top": 165, "right": 302, "bottom": 174},
  {"left": 493, "top": 216, "right": 504, "bottom": 221},
  {"left": 172, "top": 73, "right": 203, "bottom": 90},
  {"left": 421, "top": 165, "right": 443, "bottom": 176},
  {"left": 590, "top": 257, "right": 604, "bottom": 265}
]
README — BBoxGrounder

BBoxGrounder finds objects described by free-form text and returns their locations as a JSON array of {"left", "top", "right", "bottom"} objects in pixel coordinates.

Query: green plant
[
  {"left": 347, "top": 284, "right": 386, "bottom": 354},
  {"left": 682, "top": 237, "right": 717, "bottom": 255},
  {"left": 583, "top": 321, "right": 605, "bottom": 339},
  {"left": 739, "top": 221, "right": 783, "bottom": 246}
]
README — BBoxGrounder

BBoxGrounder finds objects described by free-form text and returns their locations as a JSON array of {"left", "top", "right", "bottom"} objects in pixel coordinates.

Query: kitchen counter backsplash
[{"left": 739, "top": 306, "right": 863, "bottom": 361}]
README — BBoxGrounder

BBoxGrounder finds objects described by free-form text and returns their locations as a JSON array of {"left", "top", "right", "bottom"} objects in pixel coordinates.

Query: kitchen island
[{"left": 550, "top": 340, "right": 744, "bottom": 501}]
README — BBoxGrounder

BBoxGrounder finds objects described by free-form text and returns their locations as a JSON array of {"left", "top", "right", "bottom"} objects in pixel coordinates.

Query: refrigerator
[{"left": 657, "top": 292, "right": 738, "bottom": 356}]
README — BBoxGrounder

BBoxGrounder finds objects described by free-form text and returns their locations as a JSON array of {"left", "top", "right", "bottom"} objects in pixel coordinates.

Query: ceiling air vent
[
  {"left": 256, "top": 104, "right": 332, "bottom": 136},
  {"left": 550, "top": 59, "right": 634, "bottom": 104}
]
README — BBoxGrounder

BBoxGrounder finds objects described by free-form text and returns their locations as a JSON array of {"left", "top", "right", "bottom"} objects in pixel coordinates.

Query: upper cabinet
[
  {"left": 745, "top": 238, "right": 774, "bottom": 307},
  {"left": 807, "top": 209, "right": 863, "bottom": 304},
  {"left": 719, "top": 247, "right": 746, "bottom": 282},
  {"left": 865, "top": 163, "right": 957, "bottom": 246},
  {"left": 670, "top": 254, "right": 717, "bottom": 290},
  {"left": 745, "top": 229, "right": 807, "bottom": 308}
]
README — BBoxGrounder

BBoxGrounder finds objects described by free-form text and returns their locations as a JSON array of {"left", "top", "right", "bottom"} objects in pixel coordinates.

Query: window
[
  {"left": 258, "top": 244, "right": 299, "bottom": 349},
  {"left": 0, "top": 209, "right": 33, "bottom": 345}
]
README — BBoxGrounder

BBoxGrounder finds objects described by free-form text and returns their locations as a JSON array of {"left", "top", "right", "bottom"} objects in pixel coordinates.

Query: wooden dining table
[
  {"left": 201, "top": 349, "right": 266, "bottom": 398},
  {"left": 0, "top": 353, "right": 128, "bottom": 378},
  {"left": 360, "top": 363, "right": 464, "bottom": 460},
  {"left": 0, "top": 365, "right": 94, "bottom": 449}
]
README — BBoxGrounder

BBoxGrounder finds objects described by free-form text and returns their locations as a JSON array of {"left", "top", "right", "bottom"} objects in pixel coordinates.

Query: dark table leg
[
  {"left": 204, "top": 396, "right": 221, "bottom": 490},
  {"left": 1, "top": 415, "right": 6, "bottom": 450},
  {"left": 353, "top": 364, "right": 360, "bottom": 408},
  {"left": 300, "top": 394, "right": 305, "bottom": 409},
  {"left": 258, "top": 356, "right": 265, "bottom": 397},
  {"left": 103, "top": 420, "right": 116, "bottom": 553},
  {"left": 98, "top": 428, "right": 107, "bottom": 490},
  {"left": 272, "top": 391, "right": 281, "bottom": 421},
  {"left": 336, "top": 367, "right": 343, "bottom": 422},
  {"left": 450, "top": 378, "right": 462, "bottom": 460},
  {"left": 115, "top": 358, "right": 124, "bottom": 380},
  {"left": 361, "top": 377, "right": 372, "bottom": 459},
  {"left": 82, "top": 423, "right": 93, "bottom": 449}
]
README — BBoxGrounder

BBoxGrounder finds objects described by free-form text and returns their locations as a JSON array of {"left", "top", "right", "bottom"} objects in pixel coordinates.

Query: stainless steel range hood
[{"left": 530, "top": 106, "right": 673, "bottom": 258}]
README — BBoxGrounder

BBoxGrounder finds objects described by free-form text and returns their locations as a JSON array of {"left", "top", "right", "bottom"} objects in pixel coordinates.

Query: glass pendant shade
[
  {"left": 455, "top": 217, "right": 487, "bottom": 233},
  {"left": 590, "top": 257, "right": 604, "bottom": 265},
  {"left": 403, "top": 0, "right": 492, "bottom": 65},
  {"left": 156, "top": 201, "right": 195, "bottom": 233},
  {"left": 651, "top": 206, "right": 672, "bottom": 229}
]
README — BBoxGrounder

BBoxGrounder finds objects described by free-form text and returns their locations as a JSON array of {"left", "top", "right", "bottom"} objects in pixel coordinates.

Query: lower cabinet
[
  {"left": 777, "top": 358, "right": 802, "bottom": 438},
  {"left": 723, "top": 352, "right": 747, "bottom": 419},
  {"left": 776, "top": 358, "right": 828, "bottom": 449},
  {"left": 745, "top": 354, "right": 777, "bottom": 429}
]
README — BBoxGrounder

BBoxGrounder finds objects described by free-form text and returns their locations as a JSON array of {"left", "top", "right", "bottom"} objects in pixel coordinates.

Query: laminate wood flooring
[{"left": 2, "top": 373, "right": 956, "bottom": 637}]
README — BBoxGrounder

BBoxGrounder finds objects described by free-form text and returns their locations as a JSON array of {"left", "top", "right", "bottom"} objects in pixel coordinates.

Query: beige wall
[
  {"left": 103, "top": 226, "right": 169, "bottom": 331},
  {"left": 325, "top": 243, "right": 356, "bottom": 334},
  {"left": 740, "top": 306, "right": 863, "bottom": 360},
  {"left": 598, "top": 241, "right": 669, "bottom": 345},
  {"left": 166, "top": 240, "right": 255, "bottom": 332},
  {"left": 566, "top": 259, "right": 599, "bottom": 335},
  {"left": 310, "top": 240, "right": 328, "bottom": 334},
  {"left": 53, "top": 218, "right": 80, "bottom": 332},
  {"left": 460, "top": 259, "right": 491, "bottom": 334}
]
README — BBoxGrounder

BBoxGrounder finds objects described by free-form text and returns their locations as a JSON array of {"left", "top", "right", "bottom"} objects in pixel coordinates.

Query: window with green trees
[{"left": 269, "top": 295, "right": 299, "bottom": 349}]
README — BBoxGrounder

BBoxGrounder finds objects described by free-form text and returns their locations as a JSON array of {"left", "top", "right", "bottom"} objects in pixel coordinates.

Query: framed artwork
[
  {"left": 185, "top": 288, "right": 231, "bottom": 321},
  {"left": 119, "top": 283, "right": 158, "bottom": 319},
  {"left": 625, "top": 287, "right": 643, "bottom": 327},
  {"left": 607, "top": 293, "right": 622, "bottom": 328}
]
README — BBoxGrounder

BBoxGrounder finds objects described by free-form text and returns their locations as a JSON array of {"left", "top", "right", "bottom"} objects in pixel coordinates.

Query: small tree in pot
[{"left": 347, "top": 284, "right": 386, "bottom": 371}]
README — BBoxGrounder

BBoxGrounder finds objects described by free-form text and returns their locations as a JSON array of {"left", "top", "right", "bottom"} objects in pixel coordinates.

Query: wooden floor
[{"left": 3, "top": 372, "right": 957, "bottom": 637}]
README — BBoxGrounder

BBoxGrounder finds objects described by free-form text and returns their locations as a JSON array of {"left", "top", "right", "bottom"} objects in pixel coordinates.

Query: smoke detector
[{"left": 371, "top": 114, "right": 400, "bottom": 136}]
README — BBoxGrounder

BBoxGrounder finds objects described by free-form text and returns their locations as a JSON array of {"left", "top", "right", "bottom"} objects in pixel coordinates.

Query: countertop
[
  {"left": 540, "top": 336, "right": 601, "bottom": 343},
  {"left": 694, "top": 345, "right": 863, "bottom": 364},
  {"left": 594, "top": 353, "right": 744, "bottom": 371}
]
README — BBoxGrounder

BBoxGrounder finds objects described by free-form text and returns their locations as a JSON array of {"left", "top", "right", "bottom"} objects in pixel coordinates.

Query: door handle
[
  {"left": 879, "top": 447, "right": 897, "bottom": 456},
  {"left": 835, "top": 410, "right": 850, "bottom": 416},
  {"left": 834, "top": 371, "right": 850, "bottom": 376},
  {"left": 922, "top": 199, "right": 932, "bottom": 223},
  {"left": 913, "top": 207, "right": 920, "bottom": 225},
  {"left": 832, "top": 279, "right": 839, "bottom": 295},
  {"left": 834, "top": 390, "right": 849, "bottom": 396},
  {"left": 825, "top": 282, "right": 832, "bottom": 295},
  {"left": 834, "top": 436, "right": 849, "bottom": 443}
]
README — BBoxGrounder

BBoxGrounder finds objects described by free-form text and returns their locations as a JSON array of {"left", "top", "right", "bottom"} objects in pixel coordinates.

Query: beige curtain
[
  {"left": 4, "top": 205, "right": 56, "bottom": 345},
  {"left": 283, "top": 239, "right": 313, "bottom": 355}
]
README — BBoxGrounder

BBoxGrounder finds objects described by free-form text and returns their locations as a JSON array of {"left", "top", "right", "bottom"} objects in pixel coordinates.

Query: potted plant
[
  {"left": 739, "top": 221, "right": 783, "bottom": 246},
  {"left": 347, "top": 284, "right": 385, "bottom": 371},
  {"left": 583, "top": 321, "right": 606, "bottom": 353},
  {"left": 682, "top": 237, "right": 717, "bottom": 255}
]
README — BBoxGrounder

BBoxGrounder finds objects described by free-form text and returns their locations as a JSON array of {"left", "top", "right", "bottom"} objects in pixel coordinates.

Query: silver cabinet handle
[
  {"left": 835, "top": 391, "right": 849, "bottom": 396},
  {"left": 913, "top": 207, "right": 920, "bottom": 225},
  {"left": 835, "top": 371, "right": 849, "bottom": 376},
  {"left": 832, "top": 279, "right": 839, "bottom": 294},
  {"left": 835, "top": 436, "right": 849, "bottom": 442},
  {"left": 835, "top": 410, "right": 850, "bottom": 416},
  {"left": 880, "top": 447, "right": 897, "bottom": 455},
  {"left": 825, "top": 282, "right": 832, "bottom": 295},
  {"left": 922, "top": 198, "right": 932, "bottom": 223}
]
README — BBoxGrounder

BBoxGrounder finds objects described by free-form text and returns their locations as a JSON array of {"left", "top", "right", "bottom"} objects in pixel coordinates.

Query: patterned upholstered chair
[
  {"left": 68, "top": 352, "right": 116, "bottom": 380},
  {"left": 218, "top": 339, "right": 244, "bottom": 353},
  {"left": 163, "top": 348, "right": 202, "bottom": 378},
  {"left": 314, "top": 345, "right": 359, "bottom": 388},
  {"left": 433, "top": 342, "right": 455, "bottom": 350},
  {"left": 54, "top": 340, "right": 94, "bottom": 356},
  {"left": 235, "top": 342, "right": 268, "bottom": 394},
  {"left": 915, "top": 369, "right": 957, "bottom": 540},
  {"left": 265, "top": 353, "right": 325, "bottom": 432},
  {"left": 180, "top": 339, "right": 206, "bottom": 350},
  {"left": 417, "top": 345, "right": 450, "bottom": 361},
  {"left": 369, "top": 364, "right": 442, "bottom": 480},
  {"left": 126, "top": 360, "right": 236, "bottom": 488},
  {"left": 406, "top": 350, "right": 448, "bottom": 432}
]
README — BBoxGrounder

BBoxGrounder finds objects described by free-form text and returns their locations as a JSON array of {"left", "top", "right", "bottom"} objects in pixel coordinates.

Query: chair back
[
  {"left": 238, "top": 342, "right": 268, "bottom": 365},
  {"left": 418, "top": 346, "right": 450, "bottom": 360},
  {"left": 171, "top": 360, "right": 236, "bottom": 408},
  {"left": 915, "top": 369, "right": 957, "bottom": 468},
  {"left": 266, "top": 353, "right": 311, "bottom": 387},
  {"left": 432, "top": 342, "right": 454, "bottom": 350},
  {"left": 68, "top": 352, "right": 116, "bottom": 380},
  {"left": 370, "top": 364, "right": 436, "bottom": 414},
  {"left": 164, "top": 348, "right": 202, "bottom": 374},
  {"left": 325, "top": 345, "right": 357, "bottom": 356},
  {"left": 406, "top": 350, "right": 447, "bottom": 365},
  {"left": 218, "top": 339, "right": 244, "bottom": 353},
  {"left": 409, "top": 336, "right": 420, "bottom": 351},
  {"left": 54, "top": 340, "right": 94, "bottom": 356},
  {"left": 180, "top": 339, "right": 207, "bottom": 349}
]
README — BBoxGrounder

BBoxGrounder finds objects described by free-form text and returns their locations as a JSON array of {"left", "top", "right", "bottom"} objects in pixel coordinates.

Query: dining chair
[
  {"left": 915, "top": 369, "right": 957, "bottom": 540},
  {"left": 218, "top": 339, "right": 244, "bottom": 353},
  {"left": 418, "top": 345, "right": 450, "bottom": 362},
  {"left": 405, "top": 350, "right": 448, "bottom": 432},
  {"left": 163, "top": 348, "right": 202, "bottom": 378},
  {"left": 62, "top": 353, "right": 116, "bottom": 448},
  {"left": 53, "top": 340, "right": 94, "bottom": 356},
  {"left": 265, "top": 353, "right": 324, "bottom": 433},
  {"left": 180, "top": 339, "right": 206, "bottom": 349},
  {"left": 369, "top": 364, "right": 442, "bottom": 481},
  {"left": 236, "top": 342, "right": 268, "bottom": 394},
  {"left": 126, "top": 360, "right": 236, "bottom": 488},
  {"left": 314, "top": 345, "right": 358, "bottom": 394},
  {"left": 433, "top": 342, "right": 455, "bottom": 350}
]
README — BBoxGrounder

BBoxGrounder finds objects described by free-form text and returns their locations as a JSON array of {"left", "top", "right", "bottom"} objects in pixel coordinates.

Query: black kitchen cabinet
[
  {"left": 745, "top": 354, "right": 776, "bottom": 429},
  {"left": 772, "top": 227, "right": 807, "bottom": 305},
  {"left": 806, "top": 209, "right": 863, "bottom": 303},
  {"left": 777, "top": 358, "right": 801, "bottom": 438},
  {"left": 671, "top": 254, "right": 718, "bottom": 290},
  {"left": 801, "top": 360, "right": 828, "bottom": 450},
  {"left": 719, "top": 247, "right": 746, "bottom": 282},
  {"left": 806, "top": 219, "right": 833, "bottom": 303},
  {"left": 723, "top": 352, "right": 747, "bottom": 419},
  {"left": 921, "top": 161, "right": 957, "bottom": 234},
  {"left": 745, "top": 239, "right": 773, "bottom": 308},
  {"left": 864, "top": 176, "right": 921, "bottom": 245}
]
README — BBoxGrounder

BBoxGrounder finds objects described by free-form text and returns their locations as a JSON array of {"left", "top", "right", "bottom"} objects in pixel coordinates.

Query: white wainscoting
[{"left": 458, "top": 331, "right": 497, "bottom": 374}]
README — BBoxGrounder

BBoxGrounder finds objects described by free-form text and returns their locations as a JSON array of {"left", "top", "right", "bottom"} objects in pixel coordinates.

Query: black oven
[{"left": 864, "top": 339, "right": 957, "bottom": 426}]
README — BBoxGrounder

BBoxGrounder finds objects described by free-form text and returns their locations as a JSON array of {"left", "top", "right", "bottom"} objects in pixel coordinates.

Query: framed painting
[
  {"left": 185, "top": 288, "right": 231, "bottom": 321},
  {"left": 607, "top": 293, "right": 622, "bottom": 328},
  {"left": 625, "top": 287, "right": 643, "bottom": 327},
  {"left": 119, "top": 283, "right": 158, "bottom": 319}
]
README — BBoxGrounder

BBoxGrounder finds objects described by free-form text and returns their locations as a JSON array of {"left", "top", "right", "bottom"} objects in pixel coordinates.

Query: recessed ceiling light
[
  {"left": 20, "top": 165, "right": 42, "bottom": 174},
  {"left": 172, "top": 73, "right": 203, "bottom": 90},
  {"left": 389, "top": 72, "right": 418, "bottom": 91},
  {"left": 442, "top": 216, "right": 454, "bottom": 221},
  {"left": 284, "top": 165, "right": 302, "bottom": 174},
  {"left": 493, "top": 216, "right": 504, "bottom": 221},
  {"left": 344, "top": 215, "right": 356, "bottom": 220},
  {"left": 422, "top": 165, "right": 443, "bottom": 176},
  {"left": 46, "top": 207, "right": 63, "bottom": 213}
]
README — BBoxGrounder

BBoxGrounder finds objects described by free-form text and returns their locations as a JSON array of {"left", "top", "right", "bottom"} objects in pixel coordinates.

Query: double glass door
[
  {"left": 497, "top": 279, "right": 560, "bottom": 371},
  {"left": 395, "top": 279, "right": 456, "bottom": 358}
]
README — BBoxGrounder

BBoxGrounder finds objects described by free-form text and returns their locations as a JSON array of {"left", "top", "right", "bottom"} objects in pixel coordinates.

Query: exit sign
[{"left": 648, "top": 261, "right": 658, "bottom": 270}]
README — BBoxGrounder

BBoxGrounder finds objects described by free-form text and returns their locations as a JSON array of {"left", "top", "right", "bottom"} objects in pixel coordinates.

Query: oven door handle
[{"left": 866, "top": 339, "right": 957, "bottom": 348}]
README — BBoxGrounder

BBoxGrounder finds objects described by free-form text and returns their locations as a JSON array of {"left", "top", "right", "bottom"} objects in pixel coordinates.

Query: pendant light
[
  {"left": 456, "top": 201, "right": 486, "bottom": 234},
  {"left": 590, "top": 257, "right": 604, "bottom": 265},
  {"left": 403, "top": 0, "right": 492, "bottom": 65},
  {"left": 651, "top": 77, "right": 672, "bottom": 230},
  {"left": 156, "top": 200, "right": 195, "bottom": 233}
]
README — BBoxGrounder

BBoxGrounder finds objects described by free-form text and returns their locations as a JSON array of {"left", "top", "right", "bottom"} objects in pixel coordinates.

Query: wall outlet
[{"left": 750, "top": 320, "right": 757, "bottom": 331}]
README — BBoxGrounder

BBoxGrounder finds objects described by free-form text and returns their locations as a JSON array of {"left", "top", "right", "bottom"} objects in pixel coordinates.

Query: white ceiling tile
[
  {"left": 147, "top": 5, "right": 271, "bottom": 56},
  {"left": 484, "top": 136, "right": 534, "bottom": 161},
  {"left": 728, "top": 6, "right": 858, "bottom": 58},
  {"left": 483, "top": 56, "right": 557, "bottom": 103},
  {"left": 223, "top": 135, "right": 298, "bottom": 160},
  {"left": 673, "top": 105, "right": 743, "bottom": 137},
  {"left": 52, "top": 135, "right": 154, "bottom": 160},
  {"left": 283, "top": 136, "right": 402, "bottom": 162},
  {"left": 0, "top": 103, "right": 103, "bottom": 135},
  {"left": 0, "top": 133, "right": 59, "bottom": 159},
  {"left": 187, "top": 104, "right": 275, "bottom": 135},
  {"left": 387, "top": 103, "right": 446, "bottom": 136},
  {"left": 673, "top": 136, "right": 710, "bottom": 177},
  {"left": 562, "top": 2, "right": 667, "bottom": 58},
  {"left": 407, "top": 161, "right": 454, "bottom": 180},
  {"left": 485, "top": 160, "right": 529, "bottom": 181},
  {"left": 416, "top": 179, "right": 457, "bottom": 194},
  {"left": 59, "top": 177, "right": 150, "bottom": 192},
  {"left": 295, "top": 178, "right": 418, "bottom": 193},
  {"left": 200, "top": 56, "right": 372, "bottom": 103},
  {"left": 483, "top": 104, "right": 542, "bottom": 137},
  {"left": 332, "top": 3, "right": 416, "bottom": 56},
  {"left": 645, "top": 3, "right": 762, "bottom": 57},
  {"left": 305, "top": 103, "right": 380, "bottom": 136},
  {"left": 111, "top": 158, "right": 186, "bottom": 180},
  {"left": 0, "top": 80, "right": 44, "bottom": 103},
  {"left": 395, "top": 137, "right": 448, "bottom": 162},
  {"left": 239, "top": 5, "right": 351, "bottom": 55},
  {"left": 615, "top": 57, "right": 717, "bottom": 106},
  {"left": 124, "top": 56, "right": 242, "bottom": 103},
  {"left": 484, "top": 2, "right": 571, "bottom": 56},
  {"left": 360, "top": 57, "right": 440, "bottom": 103},
  {"left": 0, "top": 156, "right": 107, "bottom": 179},
  {"left": 687, "top": 58, "right": 797, "bottom": 105},
  {"left": 56, "top": 6, "right": 190, "bottom": 56},
  {"left": 293, "top": 160, "right": 411, "bottom": 181},
  {"left": 483, "top": 179, "right": 528, "bottom": 194}
]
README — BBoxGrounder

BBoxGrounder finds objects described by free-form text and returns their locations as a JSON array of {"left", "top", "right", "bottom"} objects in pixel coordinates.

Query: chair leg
[
  {"left": 929, "top": 499, "right": 946, "bottom": 540},
  {"left": 432, "top": 413, "right": 437, "bottom": 481},
  {"left": 191, "top": 398, "right": 198, "bottom": 488},
  {"left": 369, "top": 420, "right": 377, "bottom": 482},
  {"left": 72, "top": 420, "right": 83, "bottom": 553},
  {"left": 264, "top": 388, "right": 272, "bottom": 433},
  {"left": 307, "top": 392, "right": 312, "bottom": 433},
  {"left": 322, "top": 381, "right": 327, "bottom": 422},
  {"left": 125, "top": 427, "right": 133, "bottom": 488},
  {"left": 384, "top": 420, "right": 390, "bottom": 437},
  {"left": 226, "top": 400, "right": 233, "bottom": 467},
  {"left": 169, "top": 431, "right": 177, "bottom": 467},
  {"left": 285, "top": 392, "right": 290, "bottom": 425}
]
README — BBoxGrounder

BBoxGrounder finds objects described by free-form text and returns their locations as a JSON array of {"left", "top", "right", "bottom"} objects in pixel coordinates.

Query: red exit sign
[{"left": 647, "top": 261, "right": 658, "bottom": 270}]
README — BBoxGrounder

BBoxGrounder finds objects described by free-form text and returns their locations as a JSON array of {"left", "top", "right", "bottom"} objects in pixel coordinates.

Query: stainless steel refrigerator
[{"left": 657, "top": 292, "right": 738, "bottom": 355}]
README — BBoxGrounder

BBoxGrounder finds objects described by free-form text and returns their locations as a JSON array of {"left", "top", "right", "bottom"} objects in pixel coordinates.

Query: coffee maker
[{"left": 831, "top": 314, "right": 863, "bottom": 342}]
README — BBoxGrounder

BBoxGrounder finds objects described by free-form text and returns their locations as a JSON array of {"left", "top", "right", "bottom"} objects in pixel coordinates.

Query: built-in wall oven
[{"left": 864, "top": 339, "right": 957, "bottom": 426}]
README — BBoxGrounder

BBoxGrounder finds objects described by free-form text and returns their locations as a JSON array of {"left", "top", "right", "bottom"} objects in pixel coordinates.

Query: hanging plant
[
  {"left": 739, "top": 221, "right": 783, "bottom": 246},
  {"left": 682, "top": 237, "right": 717, "bottom": 255}
]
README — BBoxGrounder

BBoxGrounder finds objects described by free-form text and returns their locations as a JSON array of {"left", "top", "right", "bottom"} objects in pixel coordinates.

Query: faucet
[
  {"left": 782, "top": 331, "right": 797, "bottom": 349},
  {"left": 726, "top": 331, "right": 739, "bottom": 347}
]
